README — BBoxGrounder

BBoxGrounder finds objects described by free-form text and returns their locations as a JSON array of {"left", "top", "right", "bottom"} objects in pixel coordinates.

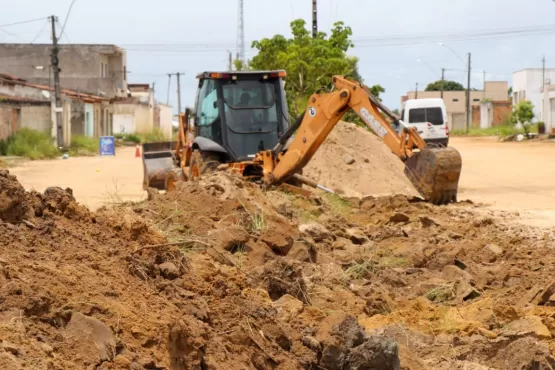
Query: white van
[{"left": 400, "top": 98, "right": 449, "bottom": 147}]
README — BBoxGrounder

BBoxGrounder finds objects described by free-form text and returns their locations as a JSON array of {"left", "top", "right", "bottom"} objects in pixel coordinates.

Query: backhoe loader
[{"left": 142, "top": 71, "right": 462, "bottom": 205}]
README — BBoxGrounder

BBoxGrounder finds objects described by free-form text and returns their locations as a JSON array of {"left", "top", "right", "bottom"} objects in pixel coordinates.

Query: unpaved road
[
  {"left": 453, "top": 136, "right": 555, "bottom": 227},
  {"left": 7, "top": 137, "right": 555, "bottom": 226},
  {"left": 9, "top": 147, "right": 146, "bottom": 210}
]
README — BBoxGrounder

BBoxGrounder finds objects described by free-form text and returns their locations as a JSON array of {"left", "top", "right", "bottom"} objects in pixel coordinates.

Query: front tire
[{"left": 189, "top": 151, "right": 221, "bottom": 180}]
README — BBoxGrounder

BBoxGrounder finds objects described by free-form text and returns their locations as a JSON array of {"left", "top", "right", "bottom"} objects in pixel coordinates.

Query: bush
[
  {"left": 537, "top": 121, "right": 546, "bottom": 134},
  {"left": 451, "top": 123, "right": 523, "bottom": 138},
  {"left": 138, "top": 129, "right": 167, "bottom": 143},
  {"left": 3, "top": 129, "right": 59, "bottom": 160},
  {"left": 70, "top": 135, "right": 99, "bottom": 156},
  {"left": 123, "top": 133, "right": 141, "bottom": 144}
]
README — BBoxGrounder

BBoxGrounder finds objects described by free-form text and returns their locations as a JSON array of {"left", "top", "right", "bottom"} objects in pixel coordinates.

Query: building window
[
  {"left": 473, "top": 99, "right": 480, "bottom": 102},
  {"left": 453, "top": 98, "right": 459, "bottom": 102}
]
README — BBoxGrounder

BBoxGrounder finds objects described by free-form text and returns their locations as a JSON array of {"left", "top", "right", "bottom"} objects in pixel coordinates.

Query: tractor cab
[{"left": 192, "top": 70, "right": 289, "bottom": 161}]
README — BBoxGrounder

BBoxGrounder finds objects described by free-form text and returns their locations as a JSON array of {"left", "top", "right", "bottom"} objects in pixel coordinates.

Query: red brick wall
[{"left": 472, "top": 100, "right": 512, "bottom": 127}]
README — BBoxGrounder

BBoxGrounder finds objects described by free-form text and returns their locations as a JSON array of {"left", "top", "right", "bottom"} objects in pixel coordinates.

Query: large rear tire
[{"left": 189, "top": 151, "right": 221, "bottom": 180}]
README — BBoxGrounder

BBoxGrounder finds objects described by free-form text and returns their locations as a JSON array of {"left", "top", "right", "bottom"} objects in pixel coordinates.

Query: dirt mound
[
  {"left": 303, "top": 121, "right": 418, "bottom": 198},
  {"left": 1, "top": 169, "right": 555, "bottom": 369}
]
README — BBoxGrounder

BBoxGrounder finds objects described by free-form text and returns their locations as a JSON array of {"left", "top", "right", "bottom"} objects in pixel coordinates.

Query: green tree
[
  {"left": 250, "top": 19, "right": 382, "bottom": 120},
  {"left": 511, "top": 100, "right": 535, "bottom": 139},
  {"left": 508, "top": 86, "right": 513, "bottom": 99},
  {"left": 425, "top": 80, "right": 465, "bottom": 91}
]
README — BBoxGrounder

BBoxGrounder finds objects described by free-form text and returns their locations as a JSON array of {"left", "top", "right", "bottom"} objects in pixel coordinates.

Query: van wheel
[{"left": 189, "top": 151, "right": 221, "bottom": 180}]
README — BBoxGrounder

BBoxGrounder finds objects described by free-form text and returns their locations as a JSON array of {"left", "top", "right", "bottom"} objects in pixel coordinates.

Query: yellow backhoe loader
[{"left": 142, "top": 71, "right": 462, "bottom": 205}]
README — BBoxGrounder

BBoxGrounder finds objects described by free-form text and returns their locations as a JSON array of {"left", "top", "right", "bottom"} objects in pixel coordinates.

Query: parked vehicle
[{"left": 400, "top": 98, "right": 449, "bottom": 147}]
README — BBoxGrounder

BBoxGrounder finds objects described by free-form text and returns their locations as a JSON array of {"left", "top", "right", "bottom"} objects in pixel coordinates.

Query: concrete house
[
  {"left": 401, "top": 81, "right": 510, "bottom": 130},
  {"left": 0, "top": 73, "right": 109, "bottom": 146},
  {"left": 112, "top": 83, "right": 173, "bottom": 139},
  {"left": 512, "top": 68, "right": 555, "bottom": 132},
  {"left": 0, "top": 44, "right": 128, "bottom": 98}
]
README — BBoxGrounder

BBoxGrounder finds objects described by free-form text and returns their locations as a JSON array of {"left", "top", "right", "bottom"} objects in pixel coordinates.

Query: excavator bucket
[
  {"left": 404, "top": 147, "right": 462, "bottom": 205},
  {"left": 142, "top": 141, "right": 177, "bottom": 190}
]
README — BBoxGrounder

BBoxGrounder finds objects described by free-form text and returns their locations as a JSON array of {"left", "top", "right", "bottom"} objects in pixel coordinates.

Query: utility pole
[
  {"left": 236, "top": 0, "right": 245, "bottom": 68},
  {"left": 176, "top": 72, "right": 182, "bottom": 116},
  {"left": 228, "top": 51, "right": 233, "bottom": 71},
  {"left": 312, "top": 0, "right": 318, "bottom": 38},
  {"left": 466, "top": 52, "right": 472, "bottom": 134},
  {"left": 483, "top": 70, "right": 486, "bottom": 99},
  {"left": 166, "top": 74, "right": 172, "bottom": 105},
  {"left": 50, "top": 15, "right": 63, "bottom": 148},
  {"left": 440, "top": 68, "right": 445, "bottom": 99},
  {"left": 415, "top": 82, "right": 419, "bottom": 99},
  {"left": 542, "top": 55, "right": 546, "bottom": 89}
]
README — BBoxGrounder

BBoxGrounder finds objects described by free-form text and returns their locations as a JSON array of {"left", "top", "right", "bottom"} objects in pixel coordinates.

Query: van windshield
[{"left": 408, "top": 107, "right": 444, "bottom": 126}]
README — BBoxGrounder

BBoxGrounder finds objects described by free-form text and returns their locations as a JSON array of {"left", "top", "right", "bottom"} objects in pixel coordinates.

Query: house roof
[
  {"left": 0, "top": 93, "right": 50, "bottom": 105},
  {"left": 0, "top": 72, "right": 109, "bottom": 104}
]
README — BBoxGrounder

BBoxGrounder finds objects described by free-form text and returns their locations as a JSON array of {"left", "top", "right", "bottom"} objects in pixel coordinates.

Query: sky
[{"left": 2, "top": 0, "right": 555, "bottom": 111}]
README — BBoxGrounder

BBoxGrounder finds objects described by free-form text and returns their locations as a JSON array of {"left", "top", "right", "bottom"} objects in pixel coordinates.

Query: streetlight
[{"left": 438, "top": 42, "right": 471, "bottom": 134}]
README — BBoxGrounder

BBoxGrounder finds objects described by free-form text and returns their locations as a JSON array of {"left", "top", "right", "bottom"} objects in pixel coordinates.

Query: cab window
[{"left": 197, "top": 80, "right": 218, "bottom": 126}]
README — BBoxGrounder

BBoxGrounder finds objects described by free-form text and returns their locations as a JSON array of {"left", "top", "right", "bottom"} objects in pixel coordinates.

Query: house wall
[
  {"left": 0, "top": 44, "right": 127, "bottom": 97},
  {"left": 71, "top": 100, "right": 85, "bottom": 136},
  {"left": 84, "top": 104, "right": 94, "bottom": 137},
  {"left": 402, "top": 82, "right": 509, "bottom": 129},
  {"left": 112, "top": 103, "right": 154, "bottom": 134},
  {"left": 159, "top": 104, "right": 173, "bottom": 139},
  {"left": 20, "top": 106, "right": 51, "bottom": 133},
  {"left": 0, "top": 82, "right": 51, "bottom": 101},
  {"left": 0, "top": 106, "right": 19, "bottom": 140},
  {"left": 513, "top": 69, "right": 555, "bottom": 122},
  {"left": 472, "top": 101, "right": 511, "bottom": 128}
]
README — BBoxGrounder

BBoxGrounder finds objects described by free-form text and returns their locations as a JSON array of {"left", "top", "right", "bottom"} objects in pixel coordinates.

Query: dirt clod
[{"left": 0, "top": 170, "right": 28, "bottom": 223}]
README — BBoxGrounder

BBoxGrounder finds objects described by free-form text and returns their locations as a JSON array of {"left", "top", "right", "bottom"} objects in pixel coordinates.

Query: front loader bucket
[
  {"left": 404, "top": 147, "right": 462, "bottom": 205},
  {"left": 142, "top": 141, "right": 177, "bottom": 190}
]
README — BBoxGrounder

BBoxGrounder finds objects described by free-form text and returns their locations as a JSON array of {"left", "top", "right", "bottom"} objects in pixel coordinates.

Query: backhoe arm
[
  {"left": 266, "top": 76, "right": 424, "bottom": 184},
  {"left": 263, "top": 75, "right": 462, "bottom": 205}
]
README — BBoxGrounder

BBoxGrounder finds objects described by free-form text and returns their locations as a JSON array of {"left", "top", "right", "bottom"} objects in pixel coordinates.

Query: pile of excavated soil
[
  {"left": 2, "top": 168, "right": 555, "bottom": 369},
  {"left": 304, "top": 121, "right": 419, "bottom": 198}
]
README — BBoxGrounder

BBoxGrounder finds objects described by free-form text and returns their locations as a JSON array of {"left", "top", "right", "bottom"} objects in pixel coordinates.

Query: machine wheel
[
  {"left": 189, "top": 151, "right": 221, "bottom": 180},
  {"left": 165, "top": 168, "right": 186, "bottom": 192}
]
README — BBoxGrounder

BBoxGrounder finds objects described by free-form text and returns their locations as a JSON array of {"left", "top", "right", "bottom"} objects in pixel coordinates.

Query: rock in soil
[
  {"left": 316, "top": 312, "right": 400, "bottom": 370},
  {"left": 63, "top": 312, "right": 116, "bottom": 364}
]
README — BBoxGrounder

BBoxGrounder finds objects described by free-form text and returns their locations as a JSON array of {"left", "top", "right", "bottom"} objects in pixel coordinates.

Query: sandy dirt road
[
  {"left": 9, "top": 147, "right": 146, "bottom": 211},
  {"left": 7, "top": 137, "right": 555, "bottom": 227},
  {"left": 452, "top": 136, "right": 555, "bottom": 227}
]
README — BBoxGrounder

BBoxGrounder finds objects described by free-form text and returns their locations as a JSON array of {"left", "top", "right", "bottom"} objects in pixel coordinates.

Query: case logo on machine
[
  {"left": 359, "top": 108, "right": 388, "bottom": 138},
  {"left": 308, "top": 106, "right": 317, "bottom": 117}
]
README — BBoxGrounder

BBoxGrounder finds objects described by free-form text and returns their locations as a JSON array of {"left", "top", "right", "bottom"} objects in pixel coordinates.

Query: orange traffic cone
[{"left": 135, "top": 144, "right": 141, "bottom": 158}]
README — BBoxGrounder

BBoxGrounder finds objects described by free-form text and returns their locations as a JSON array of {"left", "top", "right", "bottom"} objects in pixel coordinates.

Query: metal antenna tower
[{"left": 236, "top": 0, "right": 246, "bottom": 69}]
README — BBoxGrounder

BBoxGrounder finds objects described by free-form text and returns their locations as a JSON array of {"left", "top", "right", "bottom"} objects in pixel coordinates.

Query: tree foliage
[
  {"left": 249, "top": 19, "right": 383, "bottom": 119},
  {"left": 511, "top": 100, "right": 535, "bottom": 138},
  {"left": 425, "top": 80, "right": 465, "bottom": 91}
]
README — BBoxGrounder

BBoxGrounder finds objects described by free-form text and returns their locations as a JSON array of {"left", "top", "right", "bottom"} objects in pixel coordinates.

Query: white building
[{"left": 512, "top": 68, "right": 555, "bottom": 128}]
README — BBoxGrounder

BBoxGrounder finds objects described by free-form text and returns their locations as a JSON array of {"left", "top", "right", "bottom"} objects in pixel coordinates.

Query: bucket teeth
[{"left": 404, "top": 147, "right": 462, "bottom": 205}]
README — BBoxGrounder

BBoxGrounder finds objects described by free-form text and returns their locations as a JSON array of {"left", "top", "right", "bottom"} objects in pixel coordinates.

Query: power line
[
  {"left": 30, "top": 20, "right": 50, "bottom": 44},
  {"left": 60, "top": 0, "right": 78, "bottom": 40},
  {"left": 0, "top": 17, "right": 48, "bottom": 29}
]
